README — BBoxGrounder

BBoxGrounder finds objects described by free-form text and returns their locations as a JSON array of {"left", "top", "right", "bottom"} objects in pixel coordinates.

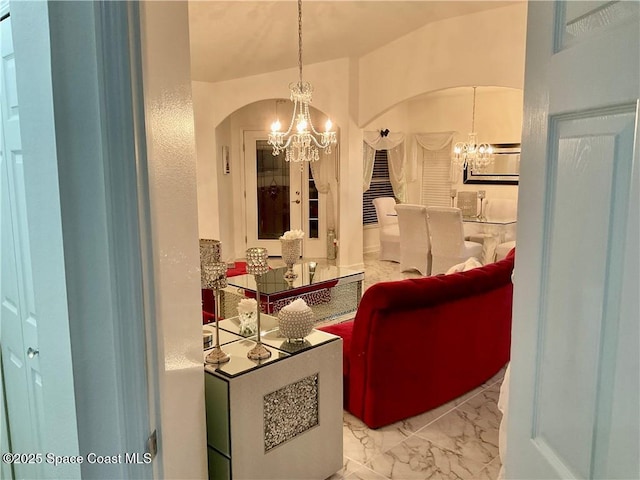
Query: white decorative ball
[{"left": 278, "top": 304, "right": 314, "bottom": 342}]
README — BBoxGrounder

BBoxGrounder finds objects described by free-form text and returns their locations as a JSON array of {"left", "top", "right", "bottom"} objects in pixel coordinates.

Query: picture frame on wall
[
  {"left": 463, "top": 143, "right": 520, "bottom": 185},
  {"left": 222, "top": 145, "right": 230, "bottom": 174}
]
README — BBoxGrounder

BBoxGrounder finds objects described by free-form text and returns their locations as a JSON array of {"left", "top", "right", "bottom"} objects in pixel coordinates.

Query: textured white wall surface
[{"left": 139, "top": 3, "right": 207, "bottom": 479}]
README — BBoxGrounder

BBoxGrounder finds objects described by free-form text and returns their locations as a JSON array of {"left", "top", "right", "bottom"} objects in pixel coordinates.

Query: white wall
[
  {"left": 358, "top": 3, "right": 527, "bottom": 126},
  {"left": 139, "top": 3, "right": 207, "bottom": 479},
  {"left": 192, "top": 81, "right": 222, "bottom": 242},
  {"left": 215, "top": 117, "right": 235, "bottom": 262}
]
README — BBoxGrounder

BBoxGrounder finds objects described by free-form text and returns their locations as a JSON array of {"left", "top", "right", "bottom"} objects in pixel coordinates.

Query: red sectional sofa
[{"left": 319, "top": 250, "right": 515, "bottom": 429}]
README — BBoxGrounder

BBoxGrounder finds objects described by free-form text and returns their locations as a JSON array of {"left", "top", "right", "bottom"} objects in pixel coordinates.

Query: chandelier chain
[
  {"left": 471, "top": 86, "right": 477, "bottom": 132},
  {"left": 298, "top": 0, "right": 303, "bottom": 85}
]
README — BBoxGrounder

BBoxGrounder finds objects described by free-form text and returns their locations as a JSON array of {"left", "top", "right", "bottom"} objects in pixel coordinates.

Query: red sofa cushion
[{"left": 318, "top": 320, "right": 354, "bottom": 408}]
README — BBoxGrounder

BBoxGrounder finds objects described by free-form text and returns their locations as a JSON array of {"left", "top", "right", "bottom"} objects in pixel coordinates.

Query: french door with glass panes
[{"left": 244, "top": 131, "right": 324, "bottom": 257}]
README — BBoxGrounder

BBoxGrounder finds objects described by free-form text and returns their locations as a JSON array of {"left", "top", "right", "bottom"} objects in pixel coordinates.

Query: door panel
[
  {"left": 244, "top": 131, "right": 329, "bottom": 258},
  {"left": 244, "top": 131, "right": 303, "bottom": 256},
  {"left": 0, "top": 14, "right": 44, "bottom": 479},
  {"left": 507, "top": 1, "right": 639, "bottom": 479},
  {"left": 533, "top": 110, "right": 635, "bottom": 478}
]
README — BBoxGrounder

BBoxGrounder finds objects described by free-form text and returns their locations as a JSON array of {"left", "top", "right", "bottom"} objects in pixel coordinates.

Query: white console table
[{"left": 204, "top": 317, "right": 343, "bottom": 479}]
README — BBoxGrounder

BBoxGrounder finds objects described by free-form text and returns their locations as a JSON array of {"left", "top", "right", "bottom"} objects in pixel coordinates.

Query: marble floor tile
[
  {"left": 367, "top": 435, "right": 487, "bottom": 479},
  {"left": 346, "top": 465, "right": 391, "bottom": 480},
  {"left": 414, "top": 407, "right": 499, "bottom": 466},
  {"left": 462, "top": 384, "right": 501, "bottom": 412},
  {"left": 363, "top": 252, "right": 422, "bottom": 290},
  {"left": 325, "top": 456, "right": 367, "bottom": 480},
  {"left": 387, "top": 400, "right": 459, "bottom": 437},
  {"left": 477, "top": 456, "right": 502, "bottom": 480},
  {"left": 343, "top": 412, "right": 411, "bottom": 465}
]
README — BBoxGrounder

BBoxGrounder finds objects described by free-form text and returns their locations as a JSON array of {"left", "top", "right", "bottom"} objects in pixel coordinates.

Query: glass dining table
[
  {"left": 462, "top": 216, "right": 516, "bottom": 242},
  {"left": 463, "top": 217, "right": 517, "bottom": 263}
]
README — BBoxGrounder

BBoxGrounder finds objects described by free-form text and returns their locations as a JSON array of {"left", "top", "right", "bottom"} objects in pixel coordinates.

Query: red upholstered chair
[{"left": 319, "top": 249, "right": 515, "bottom": 428}]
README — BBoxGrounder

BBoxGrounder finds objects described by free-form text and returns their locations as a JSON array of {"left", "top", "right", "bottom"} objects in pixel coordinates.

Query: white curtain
[
  {"left": 412, "top": 131, "right": 457, "bottom": 181},
  {"left": 310, "top": 153, "right": 337, "bottom": 230},
  {"left": 363, "top": 131, "right": 415, "bottom": 202}
]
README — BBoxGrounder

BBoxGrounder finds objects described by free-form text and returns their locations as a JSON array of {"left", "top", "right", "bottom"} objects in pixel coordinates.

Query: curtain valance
[
  {"left": 411, "top": 131, "right": 456, "bottom": 161},
  {"left": 363, "top": 131, "right": 415, "bottom": 202}
]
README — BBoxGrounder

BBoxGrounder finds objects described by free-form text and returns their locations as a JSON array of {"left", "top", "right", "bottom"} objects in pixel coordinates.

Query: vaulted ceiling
[{"left": 188, "top": 1, "right": 519, "bottom": 83}]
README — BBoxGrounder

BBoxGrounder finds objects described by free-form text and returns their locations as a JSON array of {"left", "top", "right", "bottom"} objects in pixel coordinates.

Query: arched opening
[
  {"left": 201, "top": 98, "right": 340, "bottom": 261},
  {"left": 360, "top": 85, "right": 524, "bottom": 255}
]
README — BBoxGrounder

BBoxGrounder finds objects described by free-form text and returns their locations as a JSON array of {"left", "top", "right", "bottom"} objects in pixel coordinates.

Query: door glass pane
[
  {"left": 256, "top": 140, "right": 289, "bottom": 239},
  {"left": 308, "top": 164, "right": 319, "bottom": 239}
]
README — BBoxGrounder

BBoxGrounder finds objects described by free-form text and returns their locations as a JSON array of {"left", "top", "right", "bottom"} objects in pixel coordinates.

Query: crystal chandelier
[
  {"left": 453, "top": 87, "right": 494, "bottom": 172},
  {"left": 268, "top": 0, "right": 336, "bottom": 166}
]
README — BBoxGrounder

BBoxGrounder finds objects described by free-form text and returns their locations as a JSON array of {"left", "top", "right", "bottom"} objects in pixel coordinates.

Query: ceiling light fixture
[
  {"left": 268, "top": 0, "right": 336, "bottom": 167},
  {"left": 453, "top": 86, "right": 494, "bottom": 172}
]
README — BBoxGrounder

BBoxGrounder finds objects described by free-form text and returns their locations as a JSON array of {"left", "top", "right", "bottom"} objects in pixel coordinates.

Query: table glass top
[
  {"left": 227, "top": 262, "right": 364, "bottom": 295},
  {"left": 462, "top": 217, "right": 517, "bottom": 225}
]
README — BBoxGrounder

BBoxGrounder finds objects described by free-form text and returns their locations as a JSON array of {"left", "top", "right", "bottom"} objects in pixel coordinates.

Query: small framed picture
[{"left": 222, "top": 146, "right": 230, "bottom": 174}]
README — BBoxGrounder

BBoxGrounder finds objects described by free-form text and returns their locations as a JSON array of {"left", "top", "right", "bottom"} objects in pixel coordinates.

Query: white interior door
[
  {"left": 0, "top": 11, "right": 79, "bottom": 479},
  {"left": 0, "top": 15, "right": 45, "bottom": 479},
  {"left": 245, "top": 131, "right": 327, "bottom": 257},
  {"left": 507, "top": 2, "right": 639, "bottom": 479}
]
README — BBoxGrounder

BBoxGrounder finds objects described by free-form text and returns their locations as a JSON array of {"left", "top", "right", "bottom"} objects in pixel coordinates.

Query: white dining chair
[
  {"left": 395, "top": 204, "right": 431, "bottom": 275},
  {"left": 372, "top": 197, "right": 400, "bottom": 262},
  {"left": 425, "top": 206, "right": 483, "bottom": 274}
]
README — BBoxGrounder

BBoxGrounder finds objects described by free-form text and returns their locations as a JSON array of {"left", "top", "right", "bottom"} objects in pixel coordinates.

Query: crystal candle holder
[
  {"left": 478, "top": 190, "right": 486, "bottom": 220},
  {"left": 205, "top": 261, "right": 230, "bottom": 365},
  {"left": 308, "top": 261, "right": 317, "bottom": 282},
  {"left": 200, "top": 240, "right": 221, "bottom": 286},
  {"left": 245, "top": 248, "right": 271, "bottom": 360},
  {"left": 280, "top": 238, "right": 301, "bottom": 280},
  {"left": 246, "top": 247, "right": 269, "bottom": 276}
]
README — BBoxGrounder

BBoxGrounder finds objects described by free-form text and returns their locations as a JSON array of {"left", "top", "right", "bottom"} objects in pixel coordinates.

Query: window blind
[
  {"left": 420, "top": 145, "right": 452, "bottom": 207},
  {"left": 363, "top": 150, "right": 395, "bottom": 225}
]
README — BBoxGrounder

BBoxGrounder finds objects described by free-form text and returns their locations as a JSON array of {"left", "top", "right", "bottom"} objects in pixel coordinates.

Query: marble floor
[
  {"left": 328, "top": 253, "right": 505, "bottom": 480},
  {"left": 327, "top": 369, "right": 505, "bottom": 480}
]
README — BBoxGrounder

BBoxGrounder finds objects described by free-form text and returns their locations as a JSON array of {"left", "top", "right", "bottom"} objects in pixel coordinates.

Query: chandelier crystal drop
[
  {"left": 268, "top": 0, "right": 336, "bottom": 166},
  {"left": 452, "top": 87, "right": 494, "bottom": 172}
]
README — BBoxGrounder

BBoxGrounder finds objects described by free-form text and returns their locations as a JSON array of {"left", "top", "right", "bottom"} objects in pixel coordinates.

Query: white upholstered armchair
[{"left": 372, "top": 197, "right": 400, "bottom": 262}]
